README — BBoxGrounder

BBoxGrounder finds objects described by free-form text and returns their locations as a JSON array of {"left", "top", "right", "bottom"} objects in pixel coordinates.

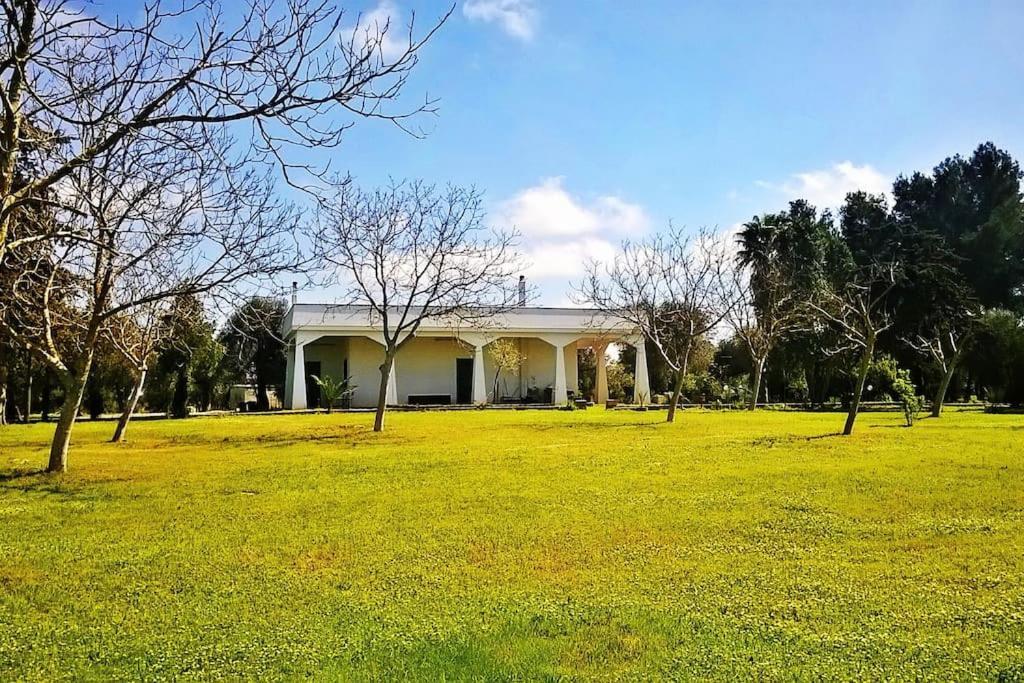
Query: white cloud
[
  {"left": 496, "top": 177, "right": 648, "bottom": 239},
  {"left": 463, "top": 0, "right": 537, "bottom": 41},
  {"left": 756, "top": 161, "right": 890, "bottom": 209},
  {"left": 344, "top": 1, "right": 409, "bottom": 61},
  {"left": 522, "top": 237, "right": 619, "bottom": 279},
  {"left": 493, "top": 177, "right": 649, "bottom": 282}
]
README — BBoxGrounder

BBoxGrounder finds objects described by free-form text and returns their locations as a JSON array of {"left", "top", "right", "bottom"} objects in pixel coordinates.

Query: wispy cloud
[
  {"left": 463, "top": 0, "right": 537, "bottom": 41},
  {"left": 493, "top": 177, "right": 649, "bottom": 279},
  {"left": 756, "top": 161, "right": 890, "bottom": 209},
  {"left": 343, "top": 0, "right": 410, "bottom": 61}
]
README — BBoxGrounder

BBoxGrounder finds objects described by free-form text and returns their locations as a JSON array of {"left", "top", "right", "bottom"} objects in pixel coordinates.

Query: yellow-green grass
[{"left": 1, "top": 409, "right": 1023, "bottom": 680}]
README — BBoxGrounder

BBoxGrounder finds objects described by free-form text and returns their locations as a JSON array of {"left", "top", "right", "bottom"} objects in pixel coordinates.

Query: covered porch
[{"left": 283, "top": 330, "right": 649, "bottom": 409}]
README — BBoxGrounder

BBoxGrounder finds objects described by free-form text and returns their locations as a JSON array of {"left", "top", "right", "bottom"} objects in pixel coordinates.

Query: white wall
[
  {"left": 499, "top": 338, "right": 579, "bottom": 401},
  {"left": 309, "top": 335, "right": 471, "bottom": 407},
  {"left": 294, "top": 334, "right": 585, "bottom": 408},
  {"left": 345, "top": 336, "right": 385, "bottom": 407},
  {"left": 394, "top": 337, "right": 469, "bottom": 403},
  {"left": 302, "top": 336, "right": 348, "bottom": 382}
]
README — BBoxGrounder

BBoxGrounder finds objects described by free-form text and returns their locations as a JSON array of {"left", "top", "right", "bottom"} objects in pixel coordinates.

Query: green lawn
[{"left": 1, "top": 409, "right": 1023, "bottom": 680}]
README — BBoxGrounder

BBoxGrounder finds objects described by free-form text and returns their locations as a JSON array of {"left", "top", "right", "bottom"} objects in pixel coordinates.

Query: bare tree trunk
[
  {"left": 666, "top": 372, "right": 686, "bottom": 423},
  {"left": 373, "top": 351, "right": 395, "bottom": 433},
  {"left": 24, "top": 349, "right": 32, "bottom": 423},
  {"left": 843, "top": 337, "right": 875, "bottom": 436},
  {"left": 666, "top": 351, "right": 691, "bottom": 424},
  {"left": 0, "top": 351, "right": 7, "bottom": 426},
  {"left": 931, "top": 353, "right": 961, "bottom": 418},
  {"left": 48, "top": 361, "right": 92, "bottom": 473},
  {"left": 112, "top": 367, "right": 147, "bottom": 443},
  {"left": 749, "top": 357, "right": 766, "bottom": 411}
]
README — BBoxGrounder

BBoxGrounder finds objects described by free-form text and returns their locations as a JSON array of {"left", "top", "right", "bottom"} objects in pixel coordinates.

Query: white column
[
  {"left": 553, "top": 344, "right": 567, "bottom": 404},
  {"left": 291, "top": 340, "right": 307, "bottom": 410},
  {"left": 594, "top": 342, "right": 609, "bottom": 404},
  {"left": 633, "top": 336, "right": 650, "bottom": 404},
  {"left": 386, "top": 354, "right": 398, "bottom": 405},
  {"left": 473, "top": 344, "right": 487, "bottom": 404}
]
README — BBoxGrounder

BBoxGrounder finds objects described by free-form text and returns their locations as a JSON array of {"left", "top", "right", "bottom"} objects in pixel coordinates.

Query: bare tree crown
[
  {"left": 574, "top": 226, "right": 734, "bottom": 373},
  {"left": 1, "top": 0, "right": 452, "bottom": 258},
  {"left": 313, "top": 179, "right": 522, "bottom": 348}
]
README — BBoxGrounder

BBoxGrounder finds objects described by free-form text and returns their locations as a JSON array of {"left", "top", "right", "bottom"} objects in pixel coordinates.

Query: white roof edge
[{"left": 282, "top": 303, "right": 635, "bottom": 336}]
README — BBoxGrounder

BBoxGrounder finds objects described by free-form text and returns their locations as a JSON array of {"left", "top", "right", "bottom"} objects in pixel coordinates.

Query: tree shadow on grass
[
  {"left": 534, "top": 421, "right": 665, "bottom": 432},
  {"left": 746, "top": 431, "right": 842, "bottom": 448},
  {"left": 0, "top": 473, "right": 115, "bottom": 503},
  {"left": 0, "top": 467, "right": 49, "bottom": 482},
  {"left": 0, "top": 467, "right": 100, "bottom": 499},
  {"left": 804, "top": 432, "right": 844, "bottom": 440}
]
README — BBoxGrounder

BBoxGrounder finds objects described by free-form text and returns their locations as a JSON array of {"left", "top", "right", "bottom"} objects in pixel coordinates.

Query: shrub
[
  {"left": 606, "top": 362, "right": 634, "bottom": 401},
  {"left": 872, "top": 355, "right": 923, "bottom": 426},
  {"left": 311, "top": 375, "right": 355, "bottom": 414}
]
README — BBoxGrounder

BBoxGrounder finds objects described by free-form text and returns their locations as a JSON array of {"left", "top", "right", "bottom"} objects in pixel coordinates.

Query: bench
[{"left": 406, "top": 394, "right": 452, "bottom": 405}]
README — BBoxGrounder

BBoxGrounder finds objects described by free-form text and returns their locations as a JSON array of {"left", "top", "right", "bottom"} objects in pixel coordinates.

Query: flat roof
[{"left": 282, "top": 303, "right": 636, "bottom": 337}]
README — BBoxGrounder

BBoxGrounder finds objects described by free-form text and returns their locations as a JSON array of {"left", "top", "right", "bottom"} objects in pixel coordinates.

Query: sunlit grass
[{"left": 1, "top": 409, "right": 1023, "bottom": 679}]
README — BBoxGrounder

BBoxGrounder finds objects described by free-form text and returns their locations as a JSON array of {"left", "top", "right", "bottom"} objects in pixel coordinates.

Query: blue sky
[{"left": 101, "top": 0, "right": 1024, "bottom": 304}]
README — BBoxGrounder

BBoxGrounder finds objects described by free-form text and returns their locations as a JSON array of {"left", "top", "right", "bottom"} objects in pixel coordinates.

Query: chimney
[
  {"left": 291, "top": 281, "right": 298, "bottom": 305},
  {"left": 517, "top": 275, "right": 526, "bottom": 307}
]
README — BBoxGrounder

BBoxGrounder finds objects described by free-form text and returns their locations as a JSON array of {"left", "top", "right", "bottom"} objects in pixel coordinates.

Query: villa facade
[{"left": 281, "top": 304, "right": 651, "bottom": 409}]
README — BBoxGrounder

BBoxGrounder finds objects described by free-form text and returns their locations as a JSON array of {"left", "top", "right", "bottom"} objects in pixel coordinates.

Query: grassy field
[{"left": 1, "top": 409, "right": 1023, "bottom": 680}]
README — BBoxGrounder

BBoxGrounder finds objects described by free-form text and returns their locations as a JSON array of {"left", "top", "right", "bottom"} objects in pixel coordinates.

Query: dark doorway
[
  {"left": 455, "top": 358, "right": 474, "bottom": 404},
  {"left": 304, "top": 360, "right": 321, "bottom": 409}
]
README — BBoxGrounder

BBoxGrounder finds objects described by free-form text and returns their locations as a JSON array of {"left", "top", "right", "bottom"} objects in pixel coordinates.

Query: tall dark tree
[
  {"left": 891, "top": 142, "right": 1024, "bottom": 414},
  {"left": 738, "top": 200, "right": 837, "bottom": 298},
  {"left": 894, "top": 143, "right": 1024, "bottom": 311},
  {"left": 807, "top": 194, "right": 901, "bottom": 435},
  {"left": 965, "top": 309, "right": 1024, "bottom": 405},
  {"left": 152, "top": 296, "right": 221, "bottom": 418},
  {"left": 739, "top": 200, "right": 847, "bottom": 405},
  {"left": 219, "top": 297, "right": 287, "bottom": 412},
  {"left": 0, "top": 120, "right": 61, "bottom": 425}
]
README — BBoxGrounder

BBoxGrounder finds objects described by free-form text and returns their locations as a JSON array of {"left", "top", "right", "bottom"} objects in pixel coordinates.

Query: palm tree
[{"left": 311, "top": 375, "right": 356, "bottom": 414}]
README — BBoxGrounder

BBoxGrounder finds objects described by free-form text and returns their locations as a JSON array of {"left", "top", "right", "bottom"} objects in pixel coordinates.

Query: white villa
[{"left": 281, "top": 303, "right": 651, "bottom": 409}]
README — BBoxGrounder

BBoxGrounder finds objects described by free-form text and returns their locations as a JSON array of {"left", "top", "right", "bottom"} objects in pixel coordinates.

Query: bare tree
[
  {"left": 0, "top": 126, "right": 58, "bottom": 426},
  {"left": 104, "top": 301, "right": 176, "bottom": 443},
  {"left": 487, "top": 337, "right": 524, "bottom": 402},
  {"left": 313, "top": 180, "right": 521, "bottom": 432},
  {"left": 719, "top": 259, "right": 807, "bottom": 410},
  {"left": 808, "top": 262, "right": 899, "bottom": 435},
  {"left": 0, "top": 0, "right": 451, "bottom": 470},
  {"left": 0, "top": 0, "right": 451, "bottom": 264},
  {"left": 575, "top": 227, "right": 734, "bottom": 423},
  {"left": 907, "top": 322, "right": 973, "bottom": 418},
  {"left": 0, "top": 127, "right": 300, "bottom": 472}
]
